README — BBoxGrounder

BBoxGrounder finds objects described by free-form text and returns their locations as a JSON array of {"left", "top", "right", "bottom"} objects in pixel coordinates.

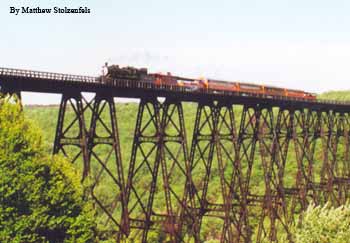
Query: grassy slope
[{"left": 318, "top": 90, "right": 350, "bottom": 101}]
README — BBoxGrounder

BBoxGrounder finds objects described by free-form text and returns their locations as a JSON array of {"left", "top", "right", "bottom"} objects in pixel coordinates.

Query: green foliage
[
  {"left": 0, "top": 97, "right": 96, "bottom": 243},
  {"left": 318, "top": 90, "right": 350, "bottom": 102},
  {"left": 0, "top": 97, "right": 42, "bottom": 161},
  {"left": 204, "top": 240, "right": 220, "bottom": 243},
  {"left": 294, "top": 203, "right": 350, "bottom": 243}
]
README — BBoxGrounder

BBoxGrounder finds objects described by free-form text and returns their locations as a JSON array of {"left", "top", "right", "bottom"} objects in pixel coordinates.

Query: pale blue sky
[{"left": 1, "top": 0, "right": 350, "bottom": 104}]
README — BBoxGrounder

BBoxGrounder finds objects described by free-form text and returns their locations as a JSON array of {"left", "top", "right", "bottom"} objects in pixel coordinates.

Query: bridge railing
[
  {"left": 0, "top": 67, "right": 96, "bottom": 83},
  {"left": 1, "top": 67, "right": 350, "bottom": 106}
]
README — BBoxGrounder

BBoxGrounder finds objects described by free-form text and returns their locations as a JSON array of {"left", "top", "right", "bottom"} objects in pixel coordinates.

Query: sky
[{"left": 1, "top": 0, "right": 350, "bottom": 104}]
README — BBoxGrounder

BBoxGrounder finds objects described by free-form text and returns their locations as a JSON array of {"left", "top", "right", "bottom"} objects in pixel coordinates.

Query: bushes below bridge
[
  {"left": 294, "top": 203, "right": 350, "bottom": 243},
  {"left": 0, "top": 96, "right": 96, "bottom": 243}
]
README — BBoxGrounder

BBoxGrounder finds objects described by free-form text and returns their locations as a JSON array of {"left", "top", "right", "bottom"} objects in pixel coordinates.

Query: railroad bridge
[{"left": 1, "top": 67, "right": 350, "bottom": 243}]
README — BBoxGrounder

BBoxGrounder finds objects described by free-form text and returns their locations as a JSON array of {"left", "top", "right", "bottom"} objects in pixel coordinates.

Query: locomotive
[
  {"left": 105, "top": 64, "right": 148, "bottom": 80},
  {"left": 99, "top": 64, "right": 316, "bottom": 100}
]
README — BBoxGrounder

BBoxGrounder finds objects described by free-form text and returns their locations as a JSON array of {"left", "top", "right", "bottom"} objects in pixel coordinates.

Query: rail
[
  {"left": 0, "top": 67, "right": 96, "bottom": 83},
  {"left": 1, "top": 67, "right": 350, "bottom": 106}
]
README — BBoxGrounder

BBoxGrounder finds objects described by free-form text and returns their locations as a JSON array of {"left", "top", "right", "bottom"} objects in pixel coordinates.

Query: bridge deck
[{"left": 0, "top": 67, "right": 349, "bottom": 111}]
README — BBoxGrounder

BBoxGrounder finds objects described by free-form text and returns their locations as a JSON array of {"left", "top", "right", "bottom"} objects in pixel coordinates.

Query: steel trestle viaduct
[{"left": 1, "top": 67, "right": 350, "bottom": 243}]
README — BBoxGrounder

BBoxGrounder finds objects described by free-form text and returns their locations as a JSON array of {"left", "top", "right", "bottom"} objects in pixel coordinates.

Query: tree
[{"left": 0, "top": 96, "right": 96, "bottom": 243}]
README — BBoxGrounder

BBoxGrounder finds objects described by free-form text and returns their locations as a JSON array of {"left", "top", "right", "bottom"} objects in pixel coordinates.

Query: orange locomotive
[{"left": 101, "top": 64, "right": 316, "bottom": 101}]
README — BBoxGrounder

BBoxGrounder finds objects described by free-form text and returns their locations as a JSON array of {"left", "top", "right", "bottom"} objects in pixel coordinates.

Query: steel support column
[
  {"left": 53, "top": 92, "right": 90, "bottom": 177},
  {"left": 87, "top": 93, "right": 128, "bottom": 240},
  {"left": 188, "top": 101, "right": 238, "bottom": 243},
  {"left": 319, "top": 111, "right": 339, "bottom": 204},
  {"left": 126, "top": 98, "right": 192, "bottom": 243},
  {"left": 274, "top": 107, "right": 294, "bottom": 242},
  {"left": 333, "top": 112, "right": 349, "bottom": 204},
  {"left": 235, "top": 105, "right": 261, "bottom": 243},
  {"left": 289, "top": 109, "right": 320, "bottom": 221},
  {"left": 215, "top": 102, "right": 239, "bottom": 243},
  {"left": 255, "top": 106, "right": 280, "bottom": 243}
]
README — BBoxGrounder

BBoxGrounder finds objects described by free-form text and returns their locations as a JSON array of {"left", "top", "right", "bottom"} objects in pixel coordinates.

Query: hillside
[{"left": 317, "top": 90, "right": 350, "bottom": 101}]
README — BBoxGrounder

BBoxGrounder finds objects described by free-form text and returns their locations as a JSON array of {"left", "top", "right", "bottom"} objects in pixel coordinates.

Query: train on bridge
[{"left": 99, "top": 64, "right": 317, "bottom": 100}]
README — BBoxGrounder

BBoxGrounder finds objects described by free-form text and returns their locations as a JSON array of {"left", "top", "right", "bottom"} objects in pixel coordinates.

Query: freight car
[{"left": 99, "top": 64, "right": 316, "bottom": 100}]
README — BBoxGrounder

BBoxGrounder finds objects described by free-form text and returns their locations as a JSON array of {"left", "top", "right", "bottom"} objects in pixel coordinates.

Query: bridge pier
[
  {"left": 88, "top": 93, "right": 129, "bottom": 239},
  {"left": 188, "top": 101, "right": 238, "bottom": 243},
  {"left": 322, "top": 111, "right": 350, "bottom": 205},
  {"left": 234, "top": 105, "right": 261, "bottom": 243},
  {"left": 288, "top": 109, "right": 319, "bottom": 224},
  {"left": 344, "top": 113, "right": 350, "bottom": 200},
  {"left": 255, "top": 106, "right": 279, "bottom": 243},
  {"left": 213, "top": 102, "right": 238, "bottom": 243},
  {"left": 126, "top": 98, "right": 192, "bottom": 243},
  {"left": 320, "top": 110, "right": 339, "bottom": 205},
  {"left": 53, "top": 92, "right": 129, "bottom": 240},
  {"left": 333, "top": 112, "right": 349, "bottom": 204},
  {"left": 53, "top": 92, "right": 90, "bottom": 176},
  {"left": 274, "top": 107, "right": 295, "bottom": 242}
]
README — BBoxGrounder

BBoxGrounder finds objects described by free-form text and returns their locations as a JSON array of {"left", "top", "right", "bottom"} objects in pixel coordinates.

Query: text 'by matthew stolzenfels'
[{"left": 10, "top": 6, "right": 91, "bottom": 15}]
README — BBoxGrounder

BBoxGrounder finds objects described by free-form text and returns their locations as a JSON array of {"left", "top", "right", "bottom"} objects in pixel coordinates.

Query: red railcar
[{"left": 101, "top": 64, "right": 317, "bottom": 101}]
